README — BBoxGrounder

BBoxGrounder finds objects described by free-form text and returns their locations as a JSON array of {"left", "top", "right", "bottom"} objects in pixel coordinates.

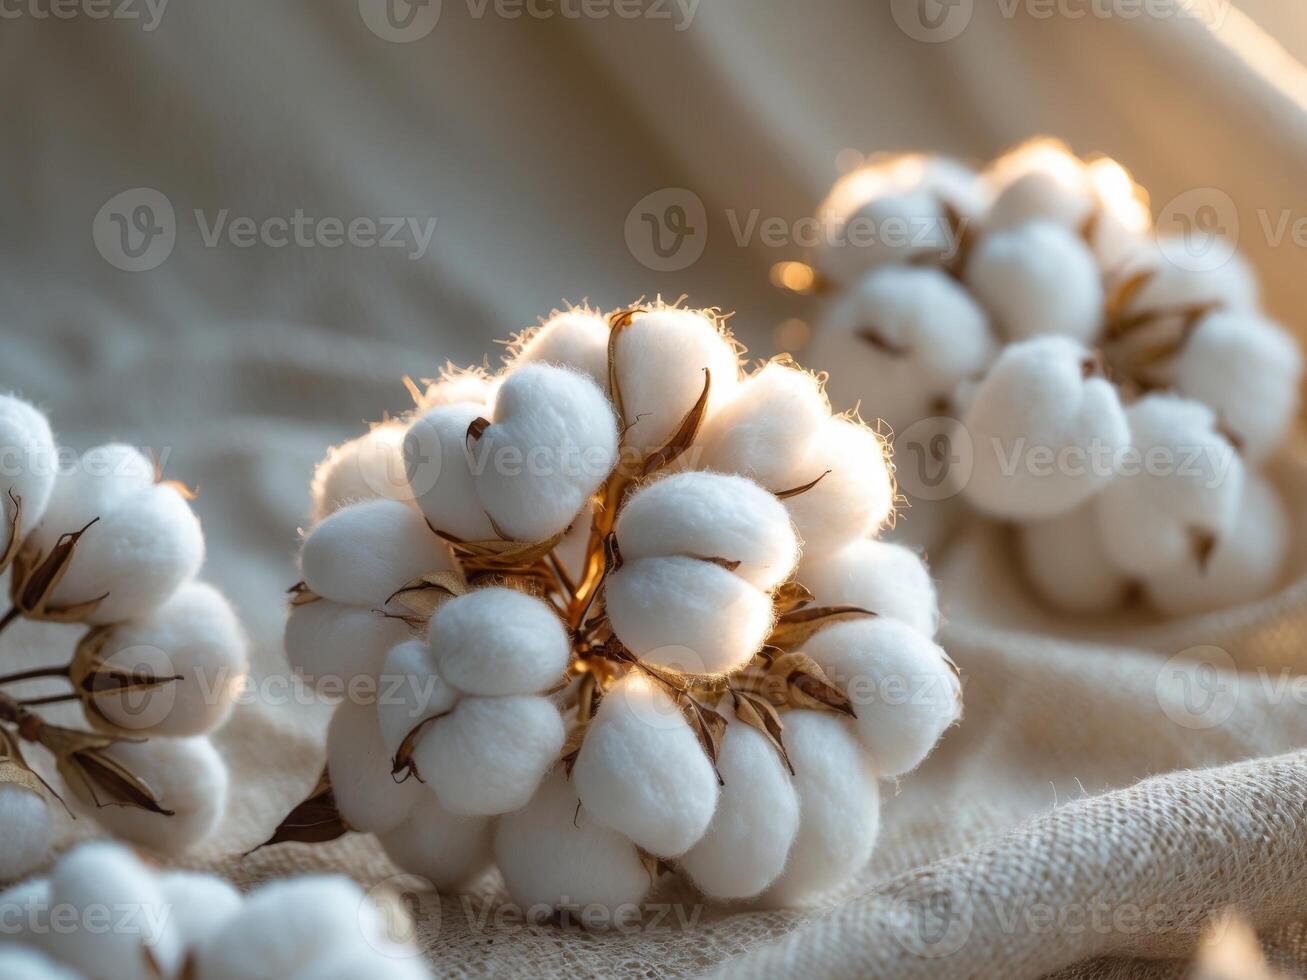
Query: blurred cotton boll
[
  {"left": 0, "top": 780, "right": 52, "bottom": 882},
  {"left": 0, "top": 393, "right": 59, "bottom": 557},
  {"left": 310, "top": 420, "right": 413, "bottom": 522},
  {"left": 1018, "top": 503, "right": 1131, "bottom": 615}
]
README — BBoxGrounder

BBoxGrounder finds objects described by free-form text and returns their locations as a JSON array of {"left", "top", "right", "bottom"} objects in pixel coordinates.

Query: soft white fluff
[
  {"left": 1171, "top": 310, "right": 1303, "bottom": 463},
  {"left": 494, "top": 770, "right": 650, "bottom": 920},
  {"left": 0, "top": 394, "right": 58, "bottom": 555},
  {"left": 759, "top": 712, "right": 880, "bottom": 907},
  {"left": 809, "top": 265, "right": 994, "bottom": 427},
  {"left": 805, "top": 618, "right": 960, "bottom": 778},
  {"left": 0, "top": 876, "right": 50, "bottom": 944},
  {"left": 1145, "top": 474, "right": 1289, "bottom": 616},
  {"left": 310, "top": 421, "right": 412, "bottom": 522},
  {"left": 610, "top": 307, "right": 740, "bottom": 452},
  {"left": 413, "top": 695, "right": 564, "bottom": 816},
  {"left": 377, "top": 793, "right": 493, "bottom": 889},
  {"left": 429, "top": 588, "right": 570, "bottom": 696},
  {"left": 679, "top": 707, "right": 799, "bottom": 900},
  {"left": 962, "top": 336, "right": 1130, "bottom": 519},
  {"left": 0, "top": 785, "right": 51, "bottom": 883},
  {"left": 376, "top": 639, "right": 459, "bottom": 758},
  {"left": 0, "top": 947, "right": 81, "bottom": 980},
  {"left": 508, "top": 309, "right": 610, "bottom": 386},
  {"left": 300, "top": 498, "right": 454, "bottom": 608},
  {"left": 417, "top": 370, "right": 496, "bottom": 411},
  {"left": 572, "top": 673, "right": 719, "bottom": 857},
  {"left": 327, "top": 699, "right": 426, "bottom": 834},
  {"left": 26, "top": 444, "right": 153, "bottom": 549},
  {"left": 283, "top": 599, "right": 412, "bottom": 687},
  {"left": 798, "top": 539, "right": 938, "bottom": 636},
  {"left": 782, "top": 416, "right": 894, "bottom": 551},
  {"left": 1124, "top": 244, "right": 1258, "bottom": 316},
  {"left": 604, "top": 556, "right": 773, "bottom": 676},
  {"left": 157, "top": 870, "right": 244, "bottom": 953},
  {"left": 1018, "top": 504, "right": 1130, "bottom": 614},
  {"left": 966, "top": 221, "right": 1104, "bottom": 344},
  {"left": 985, "top": 168, "right": 1094, "bottom": 234},
  {"left": 1095, "top": 394, "right": 1245, "bottom": 577},
  {"left": 615, "top": 471, "right": 799, "bottom": 590},
  {"left": 76, "top": 737, "right": 228, "bottom": 854},
  {"left": 83, "top": 580, "right": 248, "bottom": 736},
  {"left": 404, "top": 400, "right": 498, "bottom": 542}
]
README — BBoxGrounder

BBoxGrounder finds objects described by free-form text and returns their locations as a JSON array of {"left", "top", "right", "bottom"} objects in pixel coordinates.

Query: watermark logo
[
  {"left": 888, "top": 880, "right": 974, "bottom": 959},
  {"left": 0, "top": 0, "right": 169, "bottom": 30},
  {"left": 359, "top": 0, "right": 442, "bottom": 41},
  {"left": 891, "top": 0, "right": 974, "bottom": 42},
  {"left": 93, "top": 188, "right": 176, "bottom": 273},
  {"left": 625, "top": 188, "right": 707, "bottom": 272},
  {"left": 893, "top": 416, "right": 974, "bottom": 503},
  {"left": 1156, "top": 645, "right": 1238, "bottom": 730},
  {"left": 1156, "top": 187, "right": 1238, "bottom": 273},
  {"left": 361, "top": 875, "right": 431, "bottom": 955}
]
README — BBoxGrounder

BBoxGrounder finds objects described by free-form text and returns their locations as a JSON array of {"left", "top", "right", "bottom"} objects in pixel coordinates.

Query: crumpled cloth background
[{"left": 2, "top": 1, "right": 1306, "bottom": 977}]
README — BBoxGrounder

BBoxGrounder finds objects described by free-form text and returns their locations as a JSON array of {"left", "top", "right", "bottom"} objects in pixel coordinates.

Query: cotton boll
[
  {"left": 798, "top": 539, "right": 938, "bottom": 636},
  {"left": 417, "top": 368, "right": 495, "bottom": 412},
  {"left": 508, "top": 309, "right": 610, "bottom": 387},
  {"left": 0, "top": 947, "right": 80, "bottom": 980},
  {"left": 614, "top": 471, "right": 799, "bottom": 590},
  {"left": 76, "top": 737, "right": 228, "bottom": 853},
  {"left": 429, "top": 588, "right": 570, "bottom": 696},
  {"left": 376, "top": 640, "right": 459, "bottom": 759},
  {"left": 494, "top": 770, "right": 650, "bottom": 921},
  {"left": 327, "top": 699, "right": 426, "bottom": 834},
  {"left": 378, "top": 793, "right": 492, "bottom": 889},
  {"left": 0, "top": 876, "right": 50, "bottom": 944},
  {"left": 604, "top": 556, "right": 773, "bottom": 676},
  {"left": 300, "top": 498, "right": 455, "bottom": 607},
  {"left": 0, "top": 394, "right": 58, "bottom": 555},
  {"left": 1145, "top": 474, "right": 1289, "bottom": 616},
  {"left": 1123, "top": 244, "right": 1258, "bottom": 316},
  {"left": 157, "top": 871, "right": 243, "bottom": 953},
  {"left": 573, "top": 673, "right": 719, "bottom": 857},
  {"left": 808, "top": 265, "right": 994, "bottom": 427},
  {"left": 962, "top": 336, "right": 1130, "bottom": 519},
  {"left": 782, "top": 416, "right": 894, "bottom": 551},
  {"left": 1170, "top": 311, "right": 1302, "bottom": 462},
  {"left": 284, "top": 599, "right": 412, "bottom": 687},
  {"left": 610, "top": 307, "right": 740, "bottom": 452},
  {"left": 1018, "top": 505, "right": 1130, "bottom": 614},
  {"left": 413, "top": 695, "right": 564, "bottom": 816},
  {"left": 966, "top": 221, "right": 1104, "bottom": 344},
  {"left": 680, "top": 708, "right": 799, "bottom": 900},
  {"left": 0, "top": 785, "right": 51, "bottom": 882},
  {"left": 28, "top": 444, "right": 154, "bottom": 551},
  {"left": 986, "top": 168, "right": 1094, "bottom": 234},
  {"left": 805, "top": 618, "right": 960, "bottom": 778},
  {"left": 310, "top": 421, "right": 412, "bottom": 522},
  {"left": 404, "top": 402, "right": 497, "bottom": 542},
  {"left": 472, "top": 364, "right": 619, "bottom": 542},
  {"left": 1095, "top": 394, "right": 1245, "bottom": 577},
  {"left": 760, "top": 712, "right": 879, "bottom": 907}
]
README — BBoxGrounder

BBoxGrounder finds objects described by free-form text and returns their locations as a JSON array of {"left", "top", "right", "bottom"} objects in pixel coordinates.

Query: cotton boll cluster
[
  {"left": 0, "top": 842, "right": 432, "bottom": 980},
  {"left": 803, "top": 139, "right": 1301, "bottom": 616}
]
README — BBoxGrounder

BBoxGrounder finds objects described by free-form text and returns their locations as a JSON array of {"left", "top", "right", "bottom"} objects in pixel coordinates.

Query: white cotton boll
[
  {"left": 0, "top": 785, "right": 51, "bottom": 882},
  {"left": 798, "top": 539, "right": 938, "bottom": 636},
  {"left": 77, "top": 737, "right": 228, "bottom": 854},
  {"left": 28, "top": 444, "right": 154, "bottom": 551},
  {"left": 0, "top": 947, "right": 81, "bottom": 980},
  {"left": 413, "top": 695, "right": 563, "bottom": 816},
  {"left": 759, "top": 711, "right": 880, "bottom": 907},
  {"left": 782, "top": 416, "right": 894, "bottom": 551},
  {"left": 1145, "top": 474, "right": 1289, "bottom": 616},
  {"left": 808, "top": 265, "right": 994, "bottom": 427},
  {"left": 1170, "top": 311, "right": 1303, "bottom": 463},
  {"left": 376, "top": 640, "right": 459, "bottom": 759},
  {"left": 327, "top": 699, "right": 426, "bottom": 834},
  {"left": 428, "top": 588, "right": 570, "bottom": 696},
  {"left": 614, "top": 471, "right": 799, "bottom": 591},
  {"left": 1018, "top": 504, "right": 1130, "bottom": 614},
  {"left": 1095, "top": 394, "right": 1245, "bottom": 577},
  {"left": 966, "top": 221, "right": 1104, "bottom": 344},
  {"left": 0, "top": 394, "right": 58, "bottom": 553},
  {"left": 696, "top": 361, "right": 829, "bottom": 491},
  {"left": 403, "top": 402, "right": 497, "bottom": 542},
  {"left": 494, "top": 770, "right": 650, "bottom": 921},
  {"left": 310, "top": 421, "right": 413, "bottom": 523},
  {"left": 805, "top": 618, "right": 960, "bottom": 778},
  {"left": 157, "top": 871, "right": 243, "bottom": 953},
  {"left": 573, "top": 673, "right": 719, "bottom": 857},
  {"left": 985, "top": 168, "right": 1094, "bottom": 234},
  {"left": 472, "top": 364, "right": 619, "bottom": 542},
  {"left": 1124, "top": 244, "right": 1258, "bottom": 316},
  {"left": 284, "top": 599, "right": 412, "bottom": 687},
  {"left": 300, "top": 498, "right": 454, "bottom": 607},
  {"left": 508, "top": 309, "right": 610, "bottom": 387},
  {"left": 680, "top": 708, "right": 799, "bottom": 900},
  {"left": 962, "top": 336, "right": 1130, "bottom": 519},
  {"left": 417, "top": 369, "right": 496, "bottom": 411},
  {"left": 0, "top": 876, "right": 50, "bottom": 944},
  {"left": 604, "top": 556, "right": 773, "bottom": 676},
  {"left": 610, "top": 307, "right": 740, "bottom": 452},
  {"left": 378, "top": 793, "right": 492, "bottom": 889}
]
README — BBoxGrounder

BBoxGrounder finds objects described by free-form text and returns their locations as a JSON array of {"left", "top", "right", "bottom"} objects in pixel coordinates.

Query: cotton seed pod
[
  {"left": 966, "top": 221, "right": 1105, "bottom": 344},
  {"left": 808, "top": 265, "right": 995, "bottom": 427},
  {"left": 679, "top": 706, "right": 799, "bottom": 900},
  {"left": 404, "top": 401, "right": 498, "bottom": 542},
  {"left": 494, "top": 770, "right": 650, "bottom": 923},
  {"left": 378, "top": 793, "right": 493, "bottom": 889},
  {"left": 300, "top": 498, "right": 455, "bottom": 608},
  {"left": 798, "top": 538, "right": 938, "bottom": 636},
  {"left": 429, "top": 588, "right": 570, "bottom": 696},
  {"left": 0, "top": 394, "right": 58, "bottom": 559},
  {"left": 614, "top": 471, "right": 799, "bottom": 591},
  {"left": 604, "top": 556, "right": 774, "bottom": 676},
  {"left": 1145, "top": 474, "right": 1288, "bottom": 616},
  {"left": 1170, "top": 311, "right": 1303, "bottom": 463},
  {"left": 782, "top": 416, "right": 894, "bottom": 552},
  {"left": 310, "top": 421, "right": 412, "bottom": 523},
  {"left": 1018, "top": 504, "right": 1130, "bottom": 614},
  {"left": 805, "top": 618, "right": 960, "bottom": 778},
  {"left": 377, "top": 639, "right": 459, "bottom": 759},
  {"left": 284, "top": 599, "right": 412, "bottom": 688},
  {"left": 1095, "top": 394, "right": 1245, "bottom": 577},
  {"left": 412, "top": 695, "right": 564, "bottom": 816},
  {"left": 75, "top": 737, "right": 228, "bottom": 854},
  {"left": 962, "top": 336, "right": 1130, "bottom": 519},
  {"left": 0, "top": 782, "right": 51, "bottom": 882},
  {"left": 610, "top": 307, "right": 740, "bottom": 452},
  {"left": 73, "top": 580, "right": 248, "bottom": 736},
  {"left": 508, "top": 308, "right": 610, "bottom": 387},
  {"left": 157, "top": 870, "right": 244, "bottom": 954},
  {"left": 572, "top": 672, "right": 719, "bottom": 857},
  {"left": 327, "top": 699, "right": 426, "bottom": 834},
  {"left": 0, "top": 947, "right": 81, "bottom": 980},
  {"left": 759, "top": 711, "right": 880, "bottom": 907}
]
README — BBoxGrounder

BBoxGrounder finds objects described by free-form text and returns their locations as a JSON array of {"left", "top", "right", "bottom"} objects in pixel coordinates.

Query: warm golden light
[
  {"left": 773, "top": 318, "right": 810, "bottom": 354},
  {"left": 986, "top": 137, "right": 1084, "bottom": 192},
  {"left": 770, "top": 261, "right": 818, "bottom": 295},
  {"left": 1086, "top": 157, "right": 1152, "bottom": 234}
]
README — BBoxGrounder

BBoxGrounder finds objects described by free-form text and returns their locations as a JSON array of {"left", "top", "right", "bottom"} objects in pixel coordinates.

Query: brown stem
[
  {"left": 20, "top": 693, "right": 77, "bottom": 707},
  {"left": 0, "top": 664, "right": 71, "bottom": 686},
  {"left": 0, "top": 606, "right": 19, "bottom": 636}
]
